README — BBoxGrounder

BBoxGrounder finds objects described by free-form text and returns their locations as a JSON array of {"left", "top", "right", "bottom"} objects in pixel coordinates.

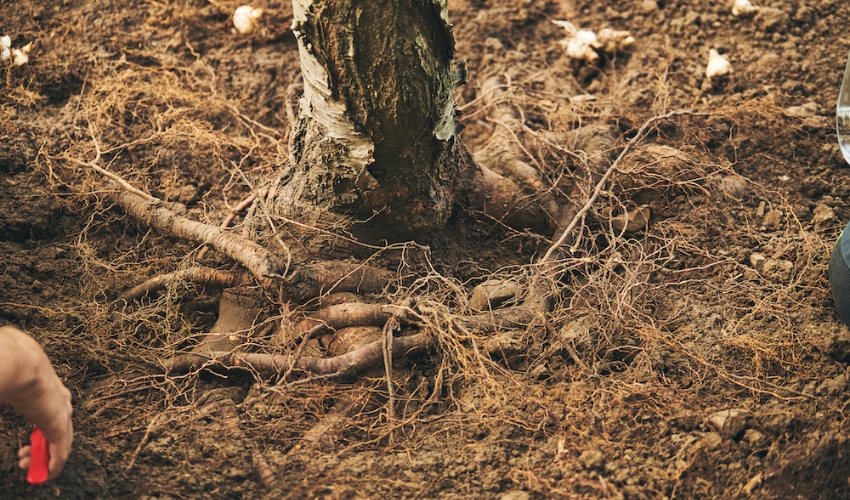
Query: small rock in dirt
[
  {"left": 762, "top": 209, "right": 783, "bottom": 229},
  {"left": 640, "top": 0, "right": 658, "bottom": 12},
  {"left": 719, "top": 174, "right": 747, "bottom": 196},
  {"left": 610, "top": 205, "right": 650, "bottom": 233},
  {"left": 708, "top": 409, "right": 750, "bottom": 440},
  {"left": 701, "top": 432, "right": 723, "bottom": 450},
  {"left": 756, "top": 201, "right": 766, "bottom": 217},
  {"left": 749, "top": 253, "right": 766, "bottom": 270},
  {"left": 469, "top": 279, "right": 520, "bottom": 311},
  {"left": 500, "top": 491, "right": 530, "bottom": 500},
  {"left": 744, "top": 428, "right": 767, "bottom": 448},
  {"left": 794, "top": 5, "right": 812, "bottom": 22},
  {"left": 817, "top": 372, "right": 847, "bottom": 396},
  {"left": 755, "top": 7, "right": 789, "bottom": 32},
  {"left": 783, "top": 102, "right": 819, "bottom": 118},
  {"left": 812, "top": 204, "right": 836, "bottom": 232},
  {"left": 579, "top": 449, "right": 605, "bottom": 470},
  {"left": 614, "top": 466, "right": 631, "bottom": 483},
  {"left": 762, "top": 259, "right": 793, "bottom": 282}
]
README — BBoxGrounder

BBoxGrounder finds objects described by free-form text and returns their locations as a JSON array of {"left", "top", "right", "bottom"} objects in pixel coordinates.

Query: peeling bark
[{"left": 264, "top": 0, "right": 473, "bottom": 240}]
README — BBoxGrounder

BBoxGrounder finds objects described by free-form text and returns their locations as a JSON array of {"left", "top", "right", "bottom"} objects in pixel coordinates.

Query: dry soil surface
[{"left": 2, "top": 0, "right": 850, "bottom": 499}]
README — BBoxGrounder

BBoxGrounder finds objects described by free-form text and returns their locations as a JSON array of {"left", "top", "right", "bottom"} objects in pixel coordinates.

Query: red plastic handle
[{"left": 26, "top": 427, "right": 49, "bottom": 485}]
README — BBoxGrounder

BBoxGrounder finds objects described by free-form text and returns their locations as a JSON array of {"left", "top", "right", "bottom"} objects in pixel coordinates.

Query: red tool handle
[{"left": 26, "top": 427, "right": 49, "bottom": 485}]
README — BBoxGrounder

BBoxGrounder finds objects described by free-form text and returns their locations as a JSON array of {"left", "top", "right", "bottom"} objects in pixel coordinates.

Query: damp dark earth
[{"left": 2, "top": 0, "right": 850, "bottom": 499}]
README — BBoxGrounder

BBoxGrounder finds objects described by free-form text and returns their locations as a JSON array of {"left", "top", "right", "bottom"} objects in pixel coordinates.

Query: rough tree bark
[{"left": 262, "top": 0, "right": 474, "bottom": 241}]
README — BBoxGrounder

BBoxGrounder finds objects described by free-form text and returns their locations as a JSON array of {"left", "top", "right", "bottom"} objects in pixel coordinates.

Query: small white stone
[
  {"left": 552, "top": 20, "right": 602, "bottom": 62},
  {"left": 566, "top": 30, "right": 600, "bottom": 62},
  {"left": 233, "top": 5, "right": 263, "bottom": 35},
  {"left": 749, "top": 253, "right": 766, "bottom": 270},
  {"left": 732, "top": 0, "right": 758, "bottom": 17},
  {"left": 706, "top": 49, "right": 732, "bottom": 79},
  {"left": 595, "top": 28, "right": 635, "bottom": 54},
  {"left": 1, "top": 35, "right": 11, "bottom": 49},
  {"left": 10, "top": 42, "right": 31, "bottom": 66}
]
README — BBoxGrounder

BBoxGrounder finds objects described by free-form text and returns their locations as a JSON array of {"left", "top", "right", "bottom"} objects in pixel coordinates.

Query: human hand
[
  {"left": 17, "top": 383, "right": 73, "bottom": 480},
  {"left": 0, "top": 326, "right": 74, "bottom": 480}
]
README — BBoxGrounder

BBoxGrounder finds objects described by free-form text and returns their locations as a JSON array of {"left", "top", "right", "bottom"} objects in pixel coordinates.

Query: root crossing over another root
[{"left": 162, "top": 333, "right": 429, "bottom": 378}]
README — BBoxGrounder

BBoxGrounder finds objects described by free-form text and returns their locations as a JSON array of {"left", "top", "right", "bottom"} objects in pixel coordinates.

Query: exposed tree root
[
  {"left": 124, "top": 413, "right": 162, "bottom": 473},
  {"left": 458, "top": 302, "right": 544, "bottom": 332},
  {"left": 193, "top": 289, "right": 265, "bottom": 353},
  {"left": 295, "top": 303, "right": 403, "bottom": 333},
  {"left": 539, "top": 110, "right": 703, "bottom": 266},
  {"left": 252, "top": 450, "right": 279, "bottom": 490},
  {"left": 100, "top": 109, "right": 705, "bottom": 396},
  {"left": 162, "top": 333, "right": 428, "bottom": 377},
  {"left": 113, "top": 188, "right": 285, "bottom": 280},
  {"left": 120, "top": 261, "right": 394, "bottom": 307},
  {"left": 119, "top": 267, "right": 252, "bottom": 304},
  {"left": 196, "top": 192, "right": 258, "bottom": 261},
  {"left": 285, "top": 262, "right": 395, "bottom": 303}
]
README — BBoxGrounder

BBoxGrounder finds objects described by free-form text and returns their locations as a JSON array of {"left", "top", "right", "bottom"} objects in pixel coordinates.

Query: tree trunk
[{"left": 265, "top": 0, "right": 473, "bottom": 241}]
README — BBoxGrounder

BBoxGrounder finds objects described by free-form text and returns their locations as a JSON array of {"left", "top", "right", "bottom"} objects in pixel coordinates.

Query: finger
[
  {"left": 18, "top": 445, "right": 31, "bottom": 459},
  {"left": 18, "top": 456, "right": 30, "bottom": 471},
  {"left": 47, "top": 441, "right": 70, "bottom": 480}
]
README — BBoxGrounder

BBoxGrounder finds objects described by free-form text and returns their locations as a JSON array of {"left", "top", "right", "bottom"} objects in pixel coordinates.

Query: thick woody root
[
  {"left": 120, "top": 261, "right": 395, "bottom": 306},
  {"left": 285, "top": 262, "right": 395, "bottom": 303},
  {"left": 119, "top": 267, "right": 252, "bottom": 304},
  {"left": 294, "top": 303, "right": 400, "bottom": 333},
  {"left": 113, "top": 189, "right": 284, "bottom": 280},
  {"left": 161, "top": 332, "right": 428, "bottom": 377},
  {"left": 192, "top": 289, "right": 266, "bottom": 353}
]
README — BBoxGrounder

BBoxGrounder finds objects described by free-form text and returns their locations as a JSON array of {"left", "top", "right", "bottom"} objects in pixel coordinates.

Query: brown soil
[{"left": 2, "top": 0, "right": 850, "bottom": 498}]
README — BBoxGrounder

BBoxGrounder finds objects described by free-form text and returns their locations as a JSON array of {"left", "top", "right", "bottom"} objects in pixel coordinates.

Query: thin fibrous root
[
  {"left": 162, "top": 333, "right": 429, "bottom": 378},
  {"left": 119, "top": 267, "right": 253, "bottom": 304},
  {"left": 113, "top": 188, "right": 285, "bottom": 280},
  {"left": 539, "top": 110, "right": 704, "bottom": 267}
]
